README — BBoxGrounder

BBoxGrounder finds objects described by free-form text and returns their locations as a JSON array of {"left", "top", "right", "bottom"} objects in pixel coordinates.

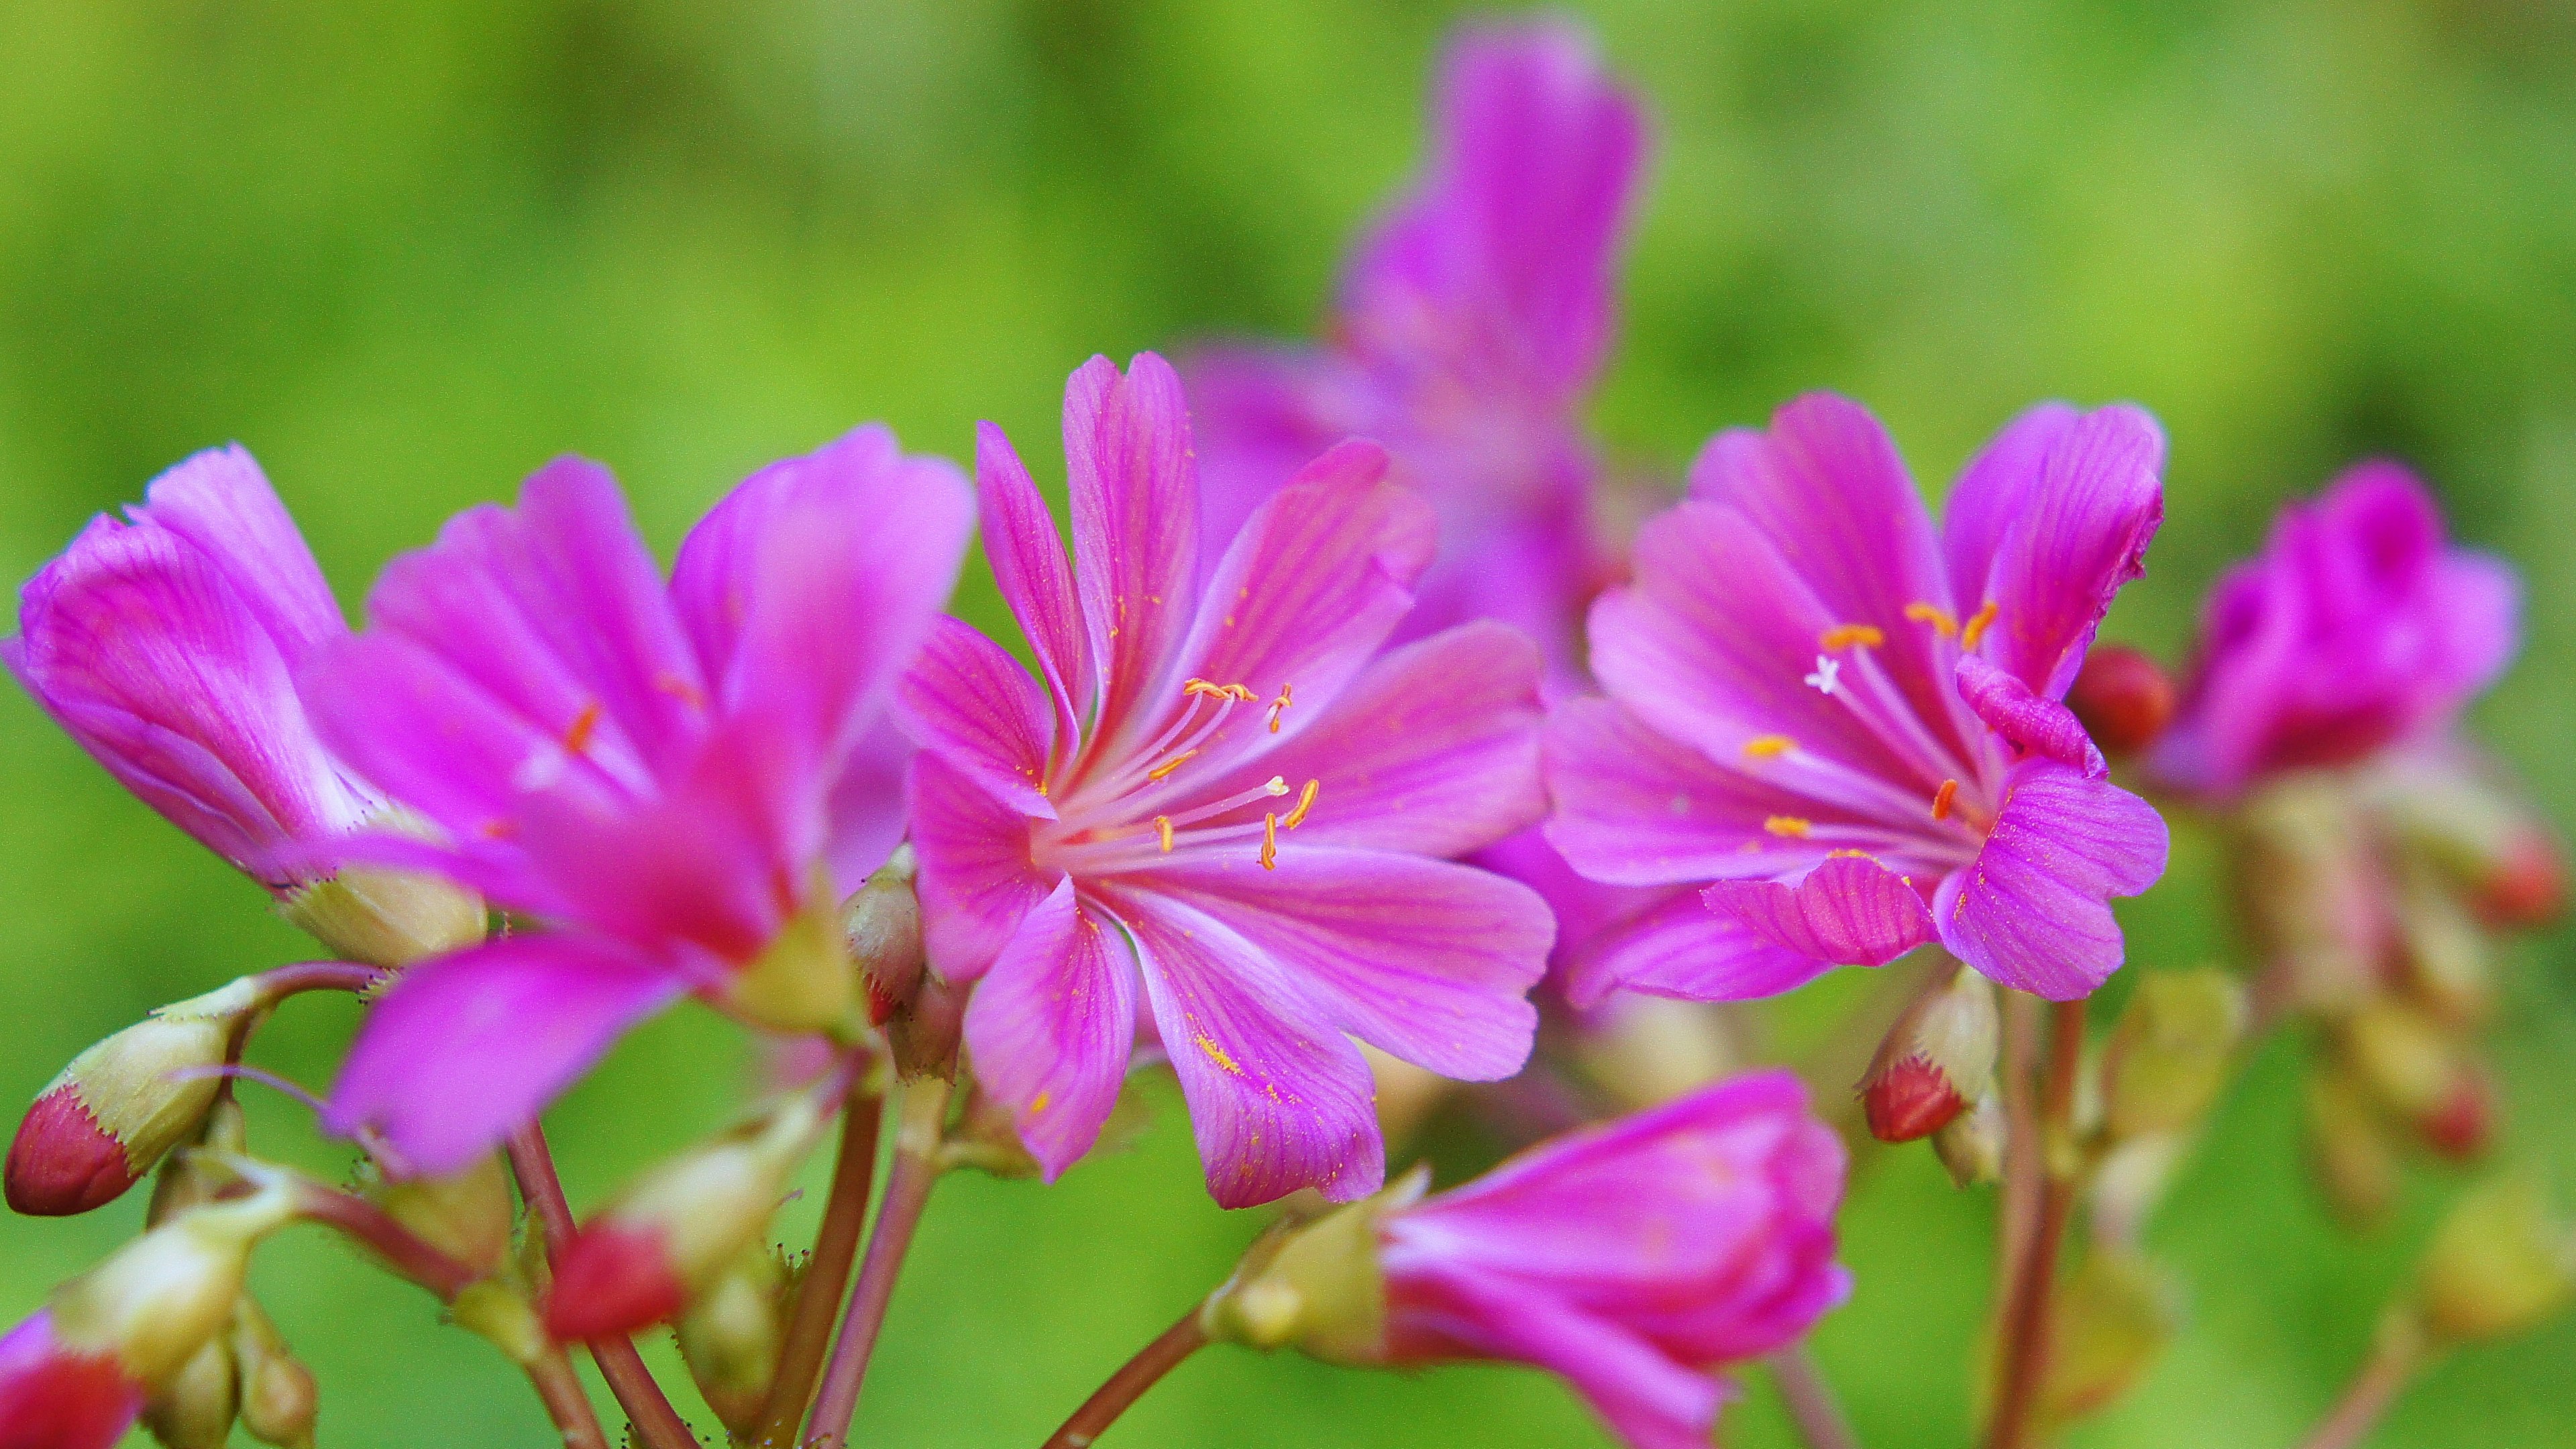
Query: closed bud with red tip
[
  {"left": 2336, "top": 1000, "right": 2495, "bottom": 1161},
  {"left": 2367, "top": 757, "right": 2566, "bottom": 930},
  {"left": 543, "top": 1092, "right": 826, "bottom": 1342},
  {"left": 47, "top": 1180, "right": 297, "bottom": 1389},
  {"left": 7, "top": 978, "right": 263, "bottom": 1217},
  {"left": 2477, "top": 828, "right": 2567, "bottom": 930},
  {"left": 2413, "top": 1175, "right": 2576, "bottom": 1346},
  {"left": 2066, "top": 645, "right": 2175, "bottom": 757},
  {"left": 1859, "top": 966, "right": 1998, "bottom": 1143},
  {"left": 0, "top": 1309, "right": 146, "bottom": 1449},
  {"left": 846, "top": 843, "right": 925, "bottom": 1028}
]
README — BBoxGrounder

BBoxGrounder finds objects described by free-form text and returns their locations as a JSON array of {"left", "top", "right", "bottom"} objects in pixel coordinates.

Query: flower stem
[
  {"left": 506, "top": 1124, "right": 698, "bottom": 1449},
  {"left": 1768, "top": 1345, "right": 1863, "bottom": 1449},
  {"left": 250, "top": 959, "right": 389, "bottom": 1001},
  {"left": 806, "top": 1075, "right": 953, "bottom": 1448},
  {"left": 525, "top": 1345, "right": 613, "bottom": 1449},
  {"left": 1042, "top": 1306, "right": 1210, "bottom": 1449},
  {"left": 1986, "top": 997, "right": 2088, "bottom": 1449},
  {"left": 2297, "top": 1323, "right": 2426, "bottom": 1449},
  {"left": 753, "top": 1081, "right": 886, "bottom": 1446}
]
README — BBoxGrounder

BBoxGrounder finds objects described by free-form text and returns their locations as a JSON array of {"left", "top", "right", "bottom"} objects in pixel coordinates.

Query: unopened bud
[
  {"left": 1362, "top": 1043, "right": 1452, "bottom": 1146},
  {"left": 1933, "top": 1089, "right": 2006, "bottom": 1188},
  {"left": 2394, "top": 863, "right": 2493, "bottom": 1026},
  {"left": 2033, "top": 1248, "right": 2179, "bottom": 1432},
  {"left": 1860, "top": 968, "right": 1998, "bottom": 1143},
  {"left": 8, "top": 979, "right": 263, "bottom": 1216},
  {"left": 1203, "top": 1167, "right": 1425, "bottom": 1364},
  {"left": 278, "top": 863, "right": 482, "bottom": 969},
  {"left": 230, "top": 1299, "right": 317, "bottom": 1449},
  {"left": 2337, "top": 1001, "right": 2493, "bottom": 1159},
  {"left": 847, "top": 843, "right": 926, "bottom": 1026},
  {"left": 147, "top": 1099, "right": 250, "bottom": 1228},
  {"left": 676, "top": 1245, "right": 789, "bottom": 1440},
  {"left": 2306, "top": 1068, "right": 2400, "bottom": 1230},
  {"left": 544, "top": 1093, "right": 826, "bottom": 1341},
  {"left": 2365, "top": 759, "right": 2565, "bottom": 930},
  {"left": 366, "top": 1153, "right": 515, "bottom": 1279},
  {"left": 2476, "top": 828, "right": 2567, "bottom": 930},
  {"left": 49, "top": 1182, "right": 297, "bottom": 1385},
  {"left": 2231, "top": 779, "right": 2389, "bottom": 1011},
  {"left": 0, "top": 1308, "right": 146, "bottom": 1446},
  {"left": 2065, "top": 645, "right": 2175, "bottom": 756},
  {"left": 2088, "top": 1135, "right": 2187, "bottom": 1248},
  {"left": 891, "top": 967, "right": 968, "bottom": 1081},
  {"left": 724, "top": 867, "right": 857, "bottom": 1034},
  {"left": 2413, "top": 1176, "right": 2575, "bottom": 1346},
  {"left": 140, "top": 1332, "right": 236, "bottom": 1449},
  {"left": 2100, "top": 969, "right": 2245, "bottom": 1141}
]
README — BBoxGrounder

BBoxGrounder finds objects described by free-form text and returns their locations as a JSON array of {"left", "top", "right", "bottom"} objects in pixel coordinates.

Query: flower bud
[
  {"left": 230, "top": 1299, "right": 317, "bottom": 1449},
  {"left": 543, "top": 1093, "right": 826, "bottom": 1341},
  {"left": 2231, "top": 779, "right": 2387, "bottom": 1011},
  {"left": 1860, "top": 967, "right": 1997, "bottom": 1143},
  {"left": 1932, "top": 1089, "right": 2006, "bottom": 1188},
  {"left": 2100, "top": 969, "right": 2245, "bottom": 1142},
  {"left": 2412, "top": 1176, "right": 2575, "bottom": 1346},
  {"left": 366, "top": 1153, "right": 515, "bottom": 1280},
  {"left": 2394, "top": 863, "right": 2493, "bottom": 1026},
  {"left": 2305, "top": 1067, "right": 2399, "bottom": 1230},
  {"left": 2365, "top": 758, "right": 2565, "bottom": 930},
  {"left": 891, "top": 967, "right": 969, "bottom": 1081},
  {"left": 1203, "top": 1168, "right": 1427, "bottom": 1364},
  {"left": 146, "top": 1099, "right": 250, "bottom": 1228},
  {"left": 2336, "top": 1001, "right": 2493, "bottom": 1160},
  {"left": 723, "top": 869, "right": 857, "bottom": 1035},
  {"left": 140, "top": 1332, "right": 237, "bottom": 1449},
  {"left": 2475, "top": 827, "right": 2567, "bottom": 930},
  {"left": 0, "top": 1309, "right": 146, "bottom": 1449},
  {"left": 48, "top": 1182, "right": 297, "bottom": 1386},
  {"left": 2034, "top": 1248, "right": 2178, "bottom": 1432},
  {"left": 675, "top": 1245, "right": 789, "bottom": 1440},
  {"left": 2065, "top": 645, "right": 2175, "bottom": 757},
  {"left": 2088, "top": 1134, "right": 2187, "bottom": 1248},
  {"left": 8, "top": 978, "right": 262, "bottom": 1217},
  {"left": 1573, "top": 997, "right": 1739, "bottom": 1112},
  {"left": 277, "top": 863, "right": 483, "bottom": 969},
  {"left": 846, "top": 843, "right": 926, "bottom": 1026}
]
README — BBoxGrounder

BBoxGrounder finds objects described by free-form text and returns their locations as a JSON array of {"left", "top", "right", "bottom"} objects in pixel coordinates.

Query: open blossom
[
  {"left": 1187, "top": 17, "right": 1644, "bottom": 674},
  {"left": 5, "top": 446, "right": 374, "bottom": 888},
  {"left": 1548, "top": 394, "right": 2171, "bottom": 1004},
  {"left": 902, "top": 353, "right": 1553, "bottom": 1208},
  {"left": 2150, "top": 462, "right": 2519, "bottom": 801},
  {"left": 0, "top": 1311, "right": 143, "bottom": 1449},
  {"left": 311, "top": 427, "right": 971, "bottom": 1173},
  {"left": 1378, "top": 1071, "right": 1848, "bottom": 1449}
]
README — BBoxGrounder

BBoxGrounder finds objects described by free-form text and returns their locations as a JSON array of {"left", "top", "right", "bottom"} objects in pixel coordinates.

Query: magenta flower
[
  {"left": 902, "top": 353, "right": 1553, "bottom": 1208},
  {"left": 1378, "top": 1070, "right": 1848, "bottom": 1449},
  {"left": 2150, "top": 462, "right": 2519, "bottom": 801},
  {"left": 5, "top": 446, "right": 372, "bottom": 888},
  {"left": 309, "top": 427, "right": 971, "bottom": 1173},
  {"left": 1187, "top": 18, "right": 1645, "bottom": 675},
  {"left": 0, "top": 1311, "right": 142, "bottom": 1449},
  {"left": 1548, "top": 394, "right": 2171, "bottom": 1004}
]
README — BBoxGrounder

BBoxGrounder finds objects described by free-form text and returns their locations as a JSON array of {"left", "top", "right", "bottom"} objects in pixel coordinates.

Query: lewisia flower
[
  {"left": 1209, "top": 1071, "right": 1847, "bottom": 1449},
  {"left": 1187, "top": 17, "right": 1644, "bottom": 674},
  {"left": 2149, "top": 462, "right": 2519, "bottom": 801},
  {"left": 1548, "top": 394, "right": 2171, "bottom": 1004},
  {"left": 903, "top": 353, "right": 1553, "bottom": 1208},
  {"left": 311, "top": 427, "right": 971, "bottom": 1174}
]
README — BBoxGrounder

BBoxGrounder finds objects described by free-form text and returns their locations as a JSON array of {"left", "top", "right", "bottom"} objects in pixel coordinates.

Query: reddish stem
[
  {"left": 525, "top": 1346, "right": 613, "bottom": 1449},
  {"left": 806, "top": 1077, "right": 951, "bottom": 1447},
  {"left": 1768, "top": 1346, "right": 1863, "bottom": 1449},
  {"left": 292, "top": 1183, "right": 482, "bottom": 1300},
  {"left": 252, "top": 960, "right": 388, "bottom": 1002},
  {"left": 2297, "top": 1328, "right": 2425, "bottom": 1449},
  {"left": 754, "top": 1083, "right": 885, "bottom": 1444},
  {"left": 1041, "top": 1307, "right": 1210, "bottom": 1449},
  {"left": 1986, "top": 998, "right": 2089, "bottom": 1449}
]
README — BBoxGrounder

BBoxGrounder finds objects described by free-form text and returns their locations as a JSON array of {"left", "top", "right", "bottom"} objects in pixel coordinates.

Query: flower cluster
[{"left": 0, "top": 15, "right": 2565, "bottom": 1449}]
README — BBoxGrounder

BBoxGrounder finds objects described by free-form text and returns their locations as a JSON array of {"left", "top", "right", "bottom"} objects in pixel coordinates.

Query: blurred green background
[{"left": 1, "top": 0, "right": 2571, "bottom": 1444}]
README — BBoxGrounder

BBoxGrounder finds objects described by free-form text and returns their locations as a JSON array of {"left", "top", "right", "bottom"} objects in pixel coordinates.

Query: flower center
[{"left": 1036, "top": 678, "right": 1322, "bottom": 877}]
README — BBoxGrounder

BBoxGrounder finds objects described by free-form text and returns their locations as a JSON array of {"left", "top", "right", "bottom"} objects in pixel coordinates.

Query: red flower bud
[
  {"left": 1864, "top": 1059, "right": 1966, "bottom": 1142},
  {"left": 7, "top": 980, "right": 262, "bottom": 1217},
  {"left": 5, "top": 1091, "right": 137, "bottom": 1219},
  {"left": 1858, "top": 967, "right": 1998, "bottom": 1144},
  {"left": 2475, "top": 829, "right": 2566, "bottom": 930},
  {"left": 0, "top": 1310, "right": 144, "bottom": 1449},
  {"left": 2067, "top": 645, "right": 2175, "bottom": 757},
  {"left": 545, "top": 1224, "right": 689, "bottom": 1342},
  {"left": 2419, "top": 1069, "right": 2496, "bottom": 1163}
]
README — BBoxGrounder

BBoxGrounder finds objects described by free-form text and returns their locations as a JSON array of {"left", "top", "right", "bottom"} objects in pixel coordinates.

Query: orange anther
[{"left": 1932, "top": 779, "right": 1960, "bottom": 821}]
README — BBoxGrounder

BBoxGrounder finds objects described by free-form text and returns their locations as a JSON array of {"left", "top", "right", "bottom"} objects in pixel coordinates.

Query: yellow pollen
[
  {"left": 1933, "top": 778, "right": 1960, "bottom": 821},
  {"left": 1764, "top": 816, "right": 1813, "bottom": 839},
  {"left": 1904, "top": 602, "right": 1959, "bottom": 637},
  {"left": 1195, "top": 1035, "right": 1244, "bottom": 1076},
  {"left": 1742, "top": 735, "right": 1795, "bottom": 759},
  {"left": 1260, "top": 812, "right": 1279, "bottom": 869},
  {"left": 1154, "top": 816, "right": 1175, "bottom": 853},
  {"left": 1827, "top": 849, "right": 1878, "bottom": 861},
  {"left": 1266, "top": 683, "right": 1294, "bottom": 734},
  {"left": 1028, "top": 1090, "right": 1052, "bottom": 1116},
  {"left": 1184, "top": 677, "right": 1257, "bottom": 702},
  {"left": 1819, "top": 623, "right": 1885, "bottom": 651},
  {"left": 1960, "top": 600, "right": 2000, "bottom": 650},
  {"left": 1146, "top": 749, "right": 1199, "bottom": 782},
  {"left": 564, "top": 702, "right": 602, "bottom": 756},
  {"left": 651, "top": 673, "right": 705, "bottom": 708},
  {"left": 1283, "top": 779, "right": 1320, "bottom": 829}
]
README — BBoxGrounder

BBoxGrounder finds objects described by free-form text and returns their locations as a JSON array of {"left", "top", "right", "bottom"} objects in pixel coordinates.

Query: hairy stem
[
  {"left": 1986, "top": 998, "right": 2089, "bottom": 1449},
  {"left": 525, "top": 1345, "right": 613, "bottom": 1449},
  {"left": 2297, "top": 1324, "right": 2426, "bottom": 1449},
  {"left": 291, "top": 1182, "right": 482, "bottom": 1300},
  {"left": 1768, "top": 1346, "right": 1863, "bottom": 1449},
  {"left": 506, "top": 1124, "right": 698, "bottom": 1449},
  {"left": 251, "top": 959, "right": 389, "bottom": 1001},
  {"left": 807, "top": 1076, "right": 953, "bottom": 1447},
  {"left": 1042, "top": 1306, "right": 1210, "bottom": 1449},
  {"left": 753, "top": 1082, "right": 887, "bottom": 1445}
]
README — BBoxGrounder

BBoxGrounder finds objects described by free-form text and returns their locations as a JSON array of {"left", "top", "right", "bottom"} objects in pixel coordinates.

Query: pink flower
[
  {"left": 1187, "top": 17, "right": 1646, "bottom": 679},
  {"left": 2150, "top": 462, "right": 2519, "bottom": 800},
  {"left": 902, "top": 354, "right": 1554, "bottom": 1208},
  {"left": 1548, "top": 394, "right": 2171, "bottom": 1004},
  {"left": 5, "top": 446, "right": 372, "bottom": 888},
  {"left": 311, "top": 427, "right": 971, "bottom": 1173},
  {"left": 1379, "top": 1071, "right": 1848, "bottom": 1449},
  {"left": 0, "top": 1311, "right": 144, "bottom": 1449}
]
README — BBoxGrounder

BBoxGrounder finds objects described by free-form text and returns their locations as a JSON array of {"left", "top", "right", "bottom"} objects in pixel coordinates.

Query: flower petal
[
  {"left": 1936, "top": 760, "right": 2168, "bottom": 1000},
  {"left": 905, "top": 751, "right": 1059, "bottom": 982},
  {"left": 1104, "top": 885, "right": 1383, "bottom": 1208},
  {"left": 1562, "top": 890, "right": 1834, "bottom": 1008},
  {"left": 1183, "top": 345, "right": 1352, "bottom": 565},
  {"left": 1543, "top": 698, "right": 1821, "bottom": 888},
  {"left": 326, "top": 936, "right": 686, "bottom": 1175},
  {"left": 1938, "top": 402, "right": 2078, "bottom": 626},
  {"left": 976, "top": 420, "right": 1095, "bottom": 743},
  {"left": 1957, "top": 654, "right": 2104, "bottom": 777},
  {"left": 961, "top": 879, "right": 1138, "bottom": 1181},
  {"left": 129, "top": 445, "right": 344, "bottom": 665},
  {"left": 1136, "top": 847, "right": 1549, "bottom": 1081},
  {"left": 1958, "top": 405, "right": 2165, "bottom": 698},
  {"left": 1702, "top": 856, "right": 1935, "bottom": 968},
  {"left": 823, "top": 715, "right": 914, "bottom": 896},
  {"left": 1066, "top": 354, "right": 1199, "bottom": 749},
  {"left": 897, "top": 616, "right": 1058, "bottom": 820}
]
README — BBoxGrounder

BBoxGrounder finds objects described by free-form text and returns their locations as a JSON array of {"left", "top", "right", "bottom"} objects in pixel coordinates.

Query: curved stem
[
  {"left": 525, "top": 1345, "right": 613, "bottom": 1449},
  {"left": 806, "top": 1077, "right": 952, "bottom": 1447},
  {"left": 291, "top": 1183, "right": 482, "bottom": 1300},
  {"left": 2297, "top": 1326, "right": 2425, "bottom": 1449},
  {"left": 506, "top": 1125, "right": 698, "bottom": 1449},
  {"left": 1986, "top": 998, "right": 2088, "bottom": 1449},
  {"left": 1042, "top": 1307, "right": 1210, "bottom": 1449},
  {"left": 1768, "top": 1346, "right": 1863, "bottom": 1449},
  {"left": 753, "top": 1083, "right": 886, "bottom": 1445},
  {"left": 250, "top": 959, "right": 388, "bottom": 1002}
]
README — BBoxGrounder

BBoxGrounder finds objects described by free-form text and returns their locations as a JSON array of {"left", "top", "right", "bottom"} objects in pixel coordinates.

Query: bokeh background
[{"left": 1, "top": 0, "right": 2571, "bottom": 1444}]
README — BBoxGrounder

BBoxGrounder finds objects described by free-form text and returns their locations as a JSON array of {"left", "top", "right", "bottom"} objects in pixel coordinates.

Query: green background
[{"left": 1, "top": 0, "right": 2570, "bottom": 1444}]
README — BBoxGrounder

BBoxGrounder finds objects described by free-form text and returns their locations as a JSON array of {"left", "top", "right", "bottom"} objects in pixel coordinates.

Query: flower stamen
[
  {"left": 1155, "top": 816, "right": 1175, "bottom": 853},
  {"left": 1960, "top": 601, "right": 2000, "bottom": 651},
  {"left": 1804, "top": 656, "right": 1841, "bottom": 695},
  {"left": 1904, "top": 602, "right": 1960, "bottom": 637},
  {"left": 1283, "top": 778, "right": 1320, "bottom": 828},
  {"left": 1259, "top": 813, "right": 1279, "bottom": 869},
  {"left": 1932, "top": 779, "right": 1960, "bottom": 821},
  {"left": 1184, "top": 678, "right": 1258, "bottom": 702},
  {"left": 564, "top": 702, "right": 602, "bottom": 756},
  {"left": 1743, "top": 735, "right": 1796, "bottom": 759},
  {"left": 1146, "top": 749, "right": 1199, "bottom": 782},
  {"left": 1266, "top": 683, "right": 1295, "bottom": 734},
  {"left": 1764, "top": 816, "right": 1813, "bottom": 838},
  {"left": 1819, "top": 623, "right": 1885, "bottom": 651}
]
